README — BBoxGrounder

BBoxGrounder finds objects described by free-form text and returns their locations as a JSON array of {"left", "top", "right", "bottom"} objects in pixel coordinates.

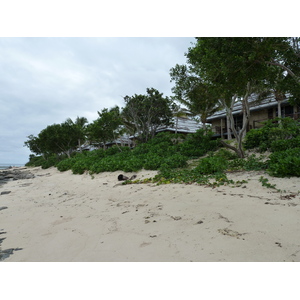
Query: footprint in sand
[
  {"left": 140, "top": 242, "right": 151, "bottom": 247},
  {"left": 51, "top": 216, "right": 73, "bottom": 226},
  {"left": 218, "top": 228, "right": 246, "bottom": 239}
]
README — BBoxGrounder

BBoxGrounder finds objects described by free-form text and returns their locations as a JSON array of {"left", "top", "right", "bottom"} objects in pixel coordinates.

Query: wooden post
[{"left": 220, "top": 118, "right": 224, "bottom": 139}]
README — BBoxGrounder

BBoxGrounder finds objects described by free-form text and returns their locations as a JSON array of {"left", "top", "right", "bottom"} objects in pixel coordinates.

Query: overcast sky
[{"left": 0, "top": 37, "right": 195, "bottom": 164}]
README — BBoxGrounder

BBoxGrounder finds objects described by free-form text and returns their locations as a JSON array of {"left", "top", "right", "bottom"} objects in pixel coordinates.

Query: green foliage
[
  {"left": 24, "top": 117, "right": 87, "bottom": 159},
  {"left": 122, "top": 88, "right": 174, "bottom": 143},
  {"left": 144, "top": 154, "right": 164, "bottom": 170},
  {"left": 243, "top": 129, "right": 266, "bottom": 150},
  {"left": 29, "top": 130, "right": 217, "bottom": 175},
  {"left": 244, "top": 155, "right": 268, "bottom": 171},
  {"left": 164, "top": 154, "right": 188, "bottom": 169},
  {"left": 195, "top": 156, "right": 228, "bottom": 175},
  {"left": 139, "top": 166, "right": 235, "bottom": 188},
  {"left": 226, "top": 154, "right": 268, "bottom": 172},
  {"left": 86, "top": 106, "right": 123, "bottom": 147},
  {"left": 214, "top": 148, "right": 239, "bottom": 160},
  {"left": 259, "top": 176, "right": 278, "bottom": 190},
  {"left": 122, "top": 158, "right": 144, "bottom": 173},
  {"left": 179, "top": 129, "right": 219, "bottom": 158},
  {"left": 267, "top": 148, "right": 300, "bottom": 177},
  {"left": 187, "top": 38, "right": 293, "bottom": 98},
  {"left": 270, "top": 136, "right": 300, "bottom": 152},
  {"left": 244, "top": 117, "right": 300, "bottom": 152},
  {"left": 27, "top": 117, "right": 300, "bottom": 180},
  {"left": 25, "top": 155, "right": 45, "bottom": 167},
  {"left": 56, "top": 158, "right": 76, "bottom": 172},
  {"left": 25, "top": 154, "right": 62, "bottom": 169},
  {"left": 169, "top": 64, "right": 220, "bottom": 125}
]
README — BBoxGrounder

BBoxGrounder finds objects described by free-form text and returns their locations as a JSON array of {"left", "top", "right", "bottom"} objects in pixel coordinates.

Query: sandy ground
[{"left": 1, "top": 166, "right": 300, "bottom": 262}]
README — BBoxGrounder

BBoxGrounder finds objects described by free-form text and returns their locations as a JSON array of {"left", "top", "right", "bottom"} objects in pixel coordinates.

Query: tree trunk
[
  {"left": 220, "top": 83, "right": 252, "bottom": 158},
  {"left": 277, "top": 101, "right": 282, "bottom": 118},
  {"left": 201, "top": 116, "right": 207, "bottom": 133},
  {"left": 275, "top": 90, "right": 284, "bottom": 127},
  {"left": 226, "top": 114, "right": 232, "bottom": 140},
  {"left": 78, "top": 139, "right": 82, "bottom": 153},
  {"left": 220, "top": 140, "right": 245, "bottom": 158}
]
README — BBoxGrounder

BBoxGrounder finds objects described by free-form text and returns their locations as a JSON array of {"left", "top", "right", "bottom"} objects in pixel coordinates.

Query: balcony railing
[
  {"left": 211, "top": 113, "right": 300, "bottom": 137},
  {"left": 253, "top": 112, "right": 300, "bottom": 129}
]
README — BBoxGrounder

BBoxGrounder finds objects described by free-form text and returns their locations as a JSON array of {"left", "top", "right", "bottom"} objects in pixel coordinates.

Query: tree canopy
[
  {"left": 122, "top": 88, "right": 174, "bottom": 143},
  {"left": 24, "top": 87, "right": 175, "bottom": 160},
  {"left": 24, "top": 120, "right": 83, "bottom": 159},
  {"left": 87, "top": 106, "right": 123, "bottom": 148},
  {"left": 170, "top": 37, "right": 300, "bottom": 157},
  {"left": 170, "top": 64, "right": 220, "bottom": 130}
]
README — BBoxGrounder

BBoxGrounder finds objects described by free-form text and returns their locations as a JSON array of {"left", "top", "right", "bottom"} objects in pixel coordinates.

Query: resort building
[{"left": 206, "top": 94, "right": 300, "bottom": 139}]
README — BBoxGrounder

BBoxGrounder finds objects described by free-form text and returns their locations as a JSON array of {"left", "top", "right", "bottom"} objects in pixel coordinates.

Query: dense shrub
[
  {"left": 144, "top": 154, "right": 164, "bottom": 170},
  {"left": 270, "top": 136, "right": 300, "bottom": 152},
  {"left": 105, "top": 146, "right": 130, "bottom": 156},
  {"left": 267, "top": 148, "right": 300, "bottom": 177},
  {"left": 25, "top": 155, "right": 46, "bottom": 167},
  {"left": 214, "top": 148, "right": 239, "bottom": 160},
  {"left": 122, "top": 157, "right": 145, "bottom": 172},
  {"left": 195, "top": 156, "right": 228, "bottom": 175},
  {"left": 226, "top": 154, "right": 267, "bottom": 171},
  {"left": 164, "top": 154, "right": 188, "bottom": 169},
  {"left": 71, "top": 160, "right": 93, "bottom": 174},
  {"left": 25, "top": 130, "right": 219, "bottom": 175},
  {"left": 244, "top": 155, "right": 268, "bottom": 171},
  {"left": 56, "top": 158, "right": 76, "bottom": 172},
  {"left": 26, "top": 154, "right": 62, "bottom": 169},
  {"left": 244, "top": 117, "right": 300, "bottom": 152},
  {"left": 180, "top": 129, "right": 219, "bottom": 158}
]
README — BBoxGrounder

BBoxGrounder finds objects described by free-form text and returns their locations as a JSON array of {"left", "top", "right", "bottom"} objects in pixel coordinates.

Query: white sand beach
[{"left": 1, "top": 166, "right": 300, "bottom": 262}]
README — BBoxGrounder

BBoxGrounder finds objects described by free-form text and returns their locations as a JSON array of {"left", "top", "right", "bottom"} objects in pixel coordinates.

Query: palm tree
[
  {"left": 178, "top": 82, "right": 220, "bottom": 132},
  {"left": 171, "top": 104, "right": 191, "bottom": 133},
  {"left": 66, "top": 116, "right": 88, "bottom": 152}
]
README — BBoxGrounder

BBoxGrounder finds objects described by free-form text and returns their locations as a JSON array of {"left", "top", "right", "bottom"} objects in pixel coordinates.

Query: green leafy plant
[
  {"left": 244, "top": 117, "right": 300, "bottom": 152},
  {"left": 259, "top": 176, "right": 278, "bottom": 190},
  {"left": 214, "top": 148, "right": 239, "bottom": 160},
  {"left": 194, "top": 156, "right": 228, "bottom": 175},
  {"left": 267, "top": 148, "right": 300, "bottom": 177}
]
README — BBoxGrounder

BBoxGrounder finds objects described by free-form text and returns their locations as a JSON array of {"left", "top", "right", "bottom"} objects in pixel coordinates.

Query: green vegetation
[
  {"left": 244, "top": 117, "right": 300, "bottom": 177},
  {"left": 122, "top": 88, "right": 174, "bottom": 143},
  {"left": 26, "top": 117, "right": 300, "bottom": 184},
  {"left": 171, "top": 37, "right": 300, "bottom": 158},
  {"left": 244, "top": 117, "right": 300, "bottom": 152},
  {"left": 27, "top": 130, "right": 217, "bottom": 174},
  {"left": 25, "top": 38, "right": 300, "bottom": 183},
  {"left": 259, "top": 176, "right": 278, "bottom": 190},
  {"left": 268, "top": 148, "right": 300, "bottom": 177}
]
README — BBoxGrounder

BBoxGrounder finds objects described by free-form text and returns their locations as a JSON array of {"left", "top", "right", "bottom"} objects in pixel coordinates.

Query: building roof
[
  {"left": 156, "top": 117, "right": 202, "bottom": 134},
  {"left": 206, "top": 94, "right": 289, "bottom": 122}
]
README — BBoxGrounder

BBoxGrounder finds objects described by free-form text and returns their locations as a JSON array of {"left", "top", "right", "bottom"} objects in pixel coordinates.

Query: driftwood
[{"left": 118, "top": 174, "right": 137, "bottom": 181}]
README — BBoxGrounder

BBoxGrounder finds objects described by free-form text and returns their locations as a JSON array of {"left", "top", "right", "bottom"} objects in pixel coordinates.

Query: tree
[
  {"left": 65, "top": 116, "right": 88, "bottom": 152},
  {"left": 262, "top": 37, "right": 300, "bottom": 87},
  {"left": 24, "top": 120, "right": 84, "bottom": 159},
  {"left": 185, "top": 37, "right": 287, "bottom": 158},
  {"left": 122, "top": 88, "right": 174, "bottom": 143},
  {"left": 87, "top": 106, "right": 123, "bottom": 149},
  {"left": 170, "top": 64, "right": 220, "bottom": 131},
  {"left": 171, "top": 103, "right": 190, "bottom": 134},
  {"left": 24, "top": 134, "right": 47, "bottom": 158},
  {"left": 40, "top": 123, "right": 80, "bottom": 158}
]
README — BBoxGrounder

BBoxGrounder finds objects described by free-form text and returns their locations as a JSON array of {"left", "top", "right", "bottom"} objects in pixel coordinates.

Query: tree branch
[{"left": 266, "top": 61, "right": 299, "bottom": 82}]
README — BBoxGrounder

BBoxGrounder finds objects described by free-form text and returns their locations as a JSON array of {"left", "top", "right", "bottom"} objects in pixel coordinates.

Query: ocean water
[{"left": 0, "top": 163, "right": 25, "bottom": 170}]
